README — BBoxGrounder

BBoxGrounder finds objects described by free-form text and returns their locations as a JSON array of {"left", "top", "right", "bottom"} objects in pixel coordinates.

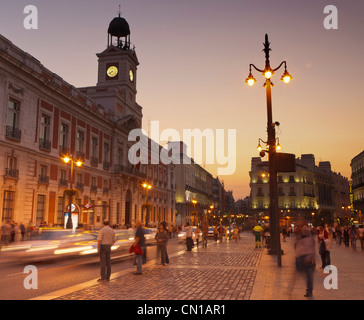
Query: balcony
[
  {"left": 39, "top": 138, "right": 51, "bottom": 152},
  {"left": 75, "top": 151, "right": 85, "bottom": 161},
  {"left": 59, "top": 145, "right": 70, "bottom": 156},
  {"left": 6, "top": 126, "right": 22, "bottom": 142},
  {"left": 103, "top": 161, "right": 110, "bottom": 170},
  {"left": 90, "top": 185, "right": 98, "bottom": 193},
  {"left": 5, "top": 168, "right": 19, "bottom": 179},
  {"left": 59, "top": 179, "right": 68, "bottom": 187},
  {"left": 90, "top": 156, "right": 99, "bottom": 167},
  {"left": 103, "top": 187, "right": 110, "bottom": 194},
  {"left": 114, "top": 164, "right": 147, "bottom": 179},
  {"left": 75, "top": 182, "right": 84, "bottom": 191},
  {"left": 288, "top": 192, "right": 297, "bottom": 197},
  {"left": 38, "top": 175, "right": 50, "bottom": 185}
]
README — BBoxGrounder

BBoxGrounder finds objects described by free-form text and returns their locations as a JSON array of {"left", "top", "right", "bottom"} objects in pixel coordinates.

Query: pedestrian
[
  {"left": 282, "top": 227, "right": 287, "bottom": 242},
  {"left": 233, "top": 225, "right": 239, "bottom": 242},
  {"left": 358, "top": 224, "right": 364, "bottom": 251},
  {"left": 295, "top": 223, "right": 316, "bottom": 298},
  {"left": 218, "top": 224, "right": 224, "bottom": 242},
  {"left": 185, "top": 222, "right": 193, "bottom": 251},
  {"left": 318, "top": 225, "right": 330, "bottom": 269},
  {"left": 161, "top": 222, "right": 170, "bottom": 264},
  {"left": 336, "top": 227, "right": 342, "bottom": 245},
  {"left": 194, "top": 225, "right": 201, "bottom": 247},
  {"left": 202, "top": 222, "right": 208, "bottom": 248},
  {"left": 14, "top": 223, "right": 21, "bottom": 244},
  {"left": 97, "top": 220, "right": 116, "bottom": 282},
  {"left": 253, "top": 222, "right": 264, "bottom": 248},
  {"left": 343, "top": 225, "right": 350, "bottom": 247},
  {"left": 133, "top": 220, "right": 146, "bottom": 275},
  {"left": 19, "top": 222, "right": 26, "bottom": 241},
  {"left": 155, "top": 223, "right": 168, "bottom": 266},
  {"left": 213, "top": 225, "right": 218, "bottom": 242},
  {"left": 349, "top": 225, "right": 357, "bottom": 251}
]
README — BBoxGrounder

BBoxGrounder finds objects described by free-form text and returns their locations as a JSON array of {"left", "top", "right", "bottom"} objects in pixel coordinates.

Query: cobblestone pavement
[
  {"left": 32, "top": 231, "right": 364, "bottom": 300},
  {"left": 55, "top": 233, "right": 262, "bottom": 300}
]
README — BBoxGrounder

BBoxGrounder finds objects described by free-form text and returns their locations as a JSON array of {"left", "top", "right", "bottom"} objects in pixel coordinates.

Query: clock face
[
  {"left": 107, "top": 66, "right": 118, "bottom": 78},
  {"left": 129, "top": 69, "right": 134, "bottom": 82}
]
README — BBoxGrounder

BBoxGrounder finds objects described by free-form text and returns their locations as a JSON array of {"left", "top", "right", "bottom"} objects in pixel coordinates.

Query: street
[{"left": 0, "top": 237, "right": 185, "bottom": 300}]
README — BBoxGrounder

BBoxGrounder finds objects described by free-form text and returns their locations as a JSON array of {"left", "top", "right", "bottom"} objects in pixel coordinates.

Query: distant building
[
  {"left": 250, "top": 154, "right": 350, "bottom": 226},
  {"left": 351, "top": 151, "right": 364, "bottom": 222},
  {"left": 171, "top": 142, "right": 213, "bottom": 226}
]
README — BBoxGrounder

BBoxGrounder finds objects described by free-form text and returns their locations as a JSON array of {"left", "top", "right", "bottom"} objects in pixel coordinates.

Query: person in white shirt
[
  {"left": 185, "top": 223, "right": 193, "bottom": 251},
  {"left": 97, "top": 220, "right": 116, "bottom": 282}
]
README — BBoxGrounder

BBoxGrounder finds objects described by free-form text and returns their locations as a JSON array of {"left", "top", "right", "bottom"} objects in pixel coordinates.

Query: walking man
[
  {"left": 253, "top": 222, "right": 264, "bottom": 248},
  {"left": 295, "top": 223, "right": 316, "bottom": 298},
  {"left": 97, "top": 220, "right": 116, "bottom": 282},
  {"left": 185, "top": 222, "right": 193, "bottom": 251}
]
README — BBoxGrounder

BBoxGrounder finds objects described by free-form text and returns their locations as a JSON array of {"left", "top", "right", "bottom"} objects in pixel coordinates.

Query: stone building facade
[{"left": 0, "top": 15, "right": 175, "bottom": 228}]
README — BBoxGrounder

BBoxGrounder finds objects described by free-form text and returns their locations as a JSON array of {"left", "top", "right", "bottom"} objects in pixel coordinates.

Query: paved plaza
[{"left": 32, "top": 232, "right": 364, "bottom": 301}]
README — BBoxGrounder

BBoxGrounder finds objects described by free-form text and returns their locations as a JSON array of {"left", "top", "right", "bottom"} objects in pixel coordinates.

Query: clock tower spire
[
  {"left": 96, "top": 13, "right": 139, "bottom": 99},
  {"left": 79, "top": 13, "right": 142, "bottom": 125}
]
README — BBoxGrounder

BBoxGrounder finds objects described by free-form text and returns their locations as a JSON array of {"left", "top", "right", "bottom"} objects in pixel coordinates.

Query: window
[
  {"left": 59, "top": 169, "right": 68, "bottom": 187},
  {"left": 76, "top": 130, "right": 85, "bottom": 159},
  {"left": 59, "top": 123, "right": 69, "bottom": 154},
  {"left": 6, "top": 99, "right": 21, "bottom": 141},
  {"left": 57, "top": 197, "right": 65, "bottom": 225},
  {"left": 103, "top": 143, "right": 110, "bottom": 169},
  {"left": 39, "top": 114, "right": 51, "bottom": 151},
  {"left": 91, "top": 137, "right": 98, "bottom": 165},
  {"left": 76, "top": 173, "right": 83, "bottom": 190},
  {"left": 36, "top": 195, "right": 46, "bottom": 224},
  {"left": 5, "top": 156, "right": 18, "bottom": 178},
  {"left": 2, "top": 191, "right": 15, "bottom": 222},
  {"left": 102, "top": 201, "right": 107, "bottom": 220},
  {"left": 39, "top": 165, "right": 49, "bottom": 184}
]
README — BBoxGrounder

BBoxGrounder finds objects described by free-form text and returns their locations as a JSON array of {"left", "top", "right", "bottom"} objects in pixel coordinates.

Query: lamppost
[
  {"left": 142, "top": 182, "right": 152, "bottom": 226},
  {"left": 192, "top": 199, "right": 197, "bottom": 226},
  {"left": 245, "top": 34, "right": 292, "bottom": 267},
  {"left": 62, "top": 155, "right": 83, "bottom": 230}
]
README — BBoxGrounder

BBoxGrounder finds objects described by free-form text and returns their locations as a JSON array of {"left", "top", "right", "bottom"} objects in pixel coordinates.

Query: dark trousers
[
  {"left": 296, "top": 256, "right": 314, "bottom": 295},
  {"left": 320, "top": 250, "right": 331, "bottom": 269},
  {"left": 186, "top": 237, "right": 193, "bottom": 251},
  {"left": 100, "top": 244, "right": 112, "bottom": 280},
  {"left": 157, "top": 245, "right": 166, "bottom": 265}
]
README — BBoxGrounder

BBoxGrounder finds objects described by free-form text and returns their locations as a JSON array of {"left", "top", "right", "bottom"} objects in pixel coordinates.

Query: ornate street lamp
[
  {"left": 62, "top": 155, "right": 83, "bottom": 230},
  {"left": 245, "top": 34, "right": 293, "bottom": 267},
  {"left": 142, "top": 182, "right": 152, "bottom": 226}
]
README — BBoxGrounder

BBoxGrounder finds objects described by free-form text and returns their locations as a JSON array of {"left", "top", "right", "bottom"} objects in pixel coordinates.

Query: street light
[
  {"left": 245, "top": 34, "right": 293, "bottom": 267},
  {"left": 142, "top": 182, "right": 152, "bottom": 226},
  {"left": 192, "top": 199, "right": 197, "bottom": 225},
  {"left": 62, "top": 154, "right": 83, "bottom": 230}
]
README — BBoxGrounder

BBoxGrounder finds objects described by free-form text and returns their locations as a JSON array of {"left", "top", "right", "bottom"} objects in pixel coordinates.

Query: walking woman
[
  {"left": 318, "top": 225, "right": 330, "bottom": 269},
  {"left": 349, "top": 225, "right": 357, "bottom": 251}
]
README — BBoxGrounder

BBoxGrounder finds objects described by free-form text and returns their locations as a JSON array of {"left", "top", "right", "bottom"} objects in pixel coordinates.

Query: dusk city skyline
[
  {"left": 1, "top": 0, "right": 364, "bottom": 304},
  {"left": 0, "top": 1, "right": 363, "bottom": 198}
]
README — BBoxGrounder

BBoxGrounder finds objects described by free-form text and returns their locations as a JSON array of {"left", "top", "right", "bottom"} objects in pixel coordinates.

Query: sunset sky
[{"left": 1, "top": 0, "right": 363, "bottom": 199}]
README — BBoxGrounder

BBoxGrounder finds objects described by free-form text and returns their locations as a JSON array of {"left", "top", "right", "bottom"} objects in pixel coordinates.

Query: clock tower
[
  {"left": 79, "top": 13, "right": 142, "bottom": 124},
  {"left": 97, "top": 14, "right": 139, "bottom": 101}
]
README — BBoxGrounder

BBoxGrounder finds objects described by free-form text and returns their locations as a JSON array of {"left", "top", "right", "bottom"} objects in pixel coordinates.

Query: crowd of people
[{"left": 0, "top": 220, "right": 43, "bottom": 246}]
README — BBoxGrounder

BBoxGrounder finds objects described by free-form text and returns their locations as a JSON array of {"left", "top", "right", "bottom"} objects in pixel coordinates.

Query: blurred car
[
  {"left": 0, "top": 227, "right": 157, "bottom": 262},
  {"left": 178, "top": 227, "right": 202, "bottom": 241},
  {"left": 208, "top": 227, "right": 215, "bottom": 238}
]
